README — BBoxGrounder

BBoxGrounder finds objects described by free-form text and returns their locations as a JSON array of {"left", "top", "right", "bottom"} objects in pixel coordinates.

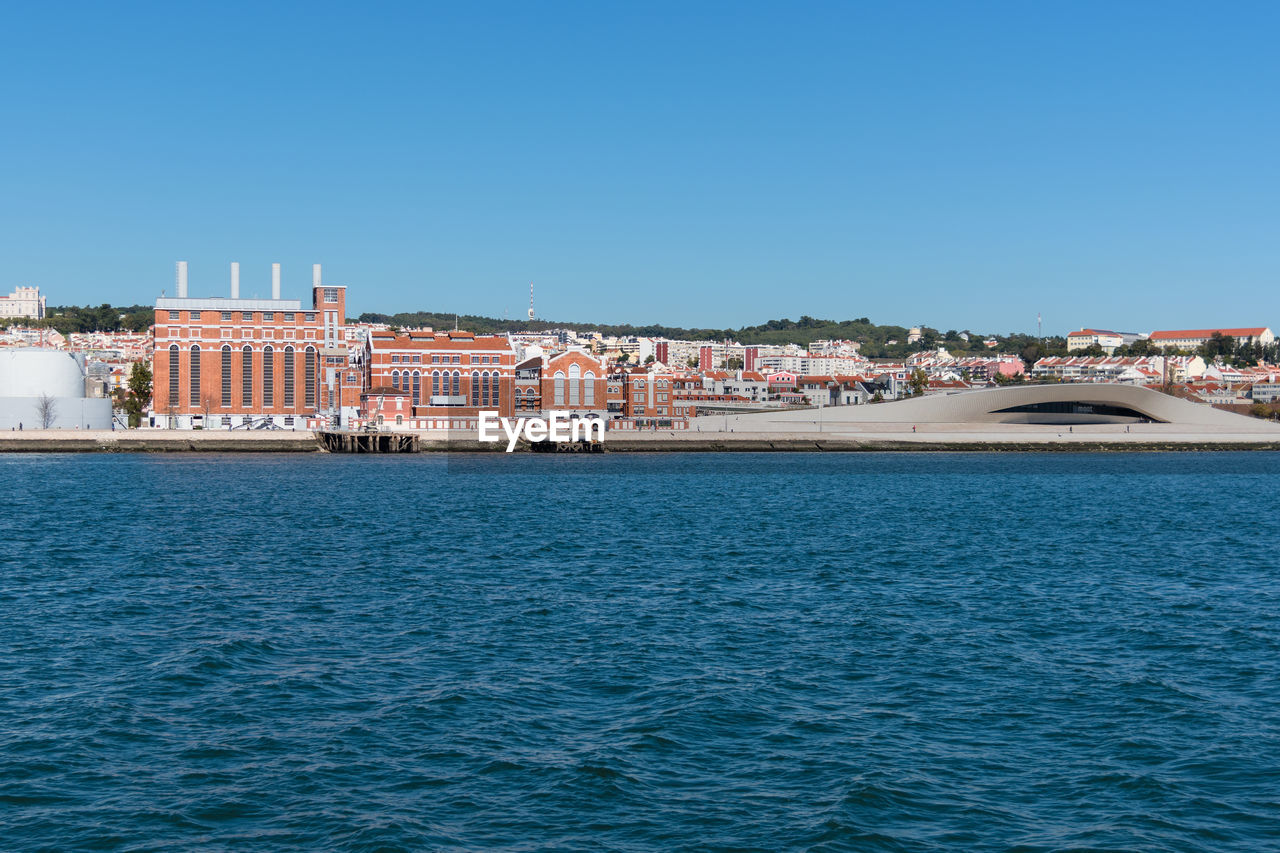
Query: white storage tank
[
  {"left": 0, "top": 349, "right": 113, "bottom": 429},
  {"left": 0, "top": 349, "right": 86, "bottom": 398}
]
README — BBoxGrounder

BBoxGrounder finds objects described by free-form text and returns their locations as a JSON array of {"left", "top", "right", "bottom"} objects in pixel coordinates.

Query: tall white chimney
[
  {"left": 271, "top": 263, "right": 281, "bottom": 300},
  {"left": 313, "top": 263, "right": 322, "bottom": 288},
  {"left": 230, "top": 262, "right": 240, "bottom": 299},
  {"left": 176, "top": 261, "right": 188, "bottom": 298}
]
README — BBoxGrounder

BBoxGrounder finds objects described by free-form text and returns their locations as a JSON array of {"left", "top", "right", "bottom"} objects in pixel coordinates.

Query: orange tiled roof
[{"left": 1149, "top": 327, "right": 1268, "bottom": 340}]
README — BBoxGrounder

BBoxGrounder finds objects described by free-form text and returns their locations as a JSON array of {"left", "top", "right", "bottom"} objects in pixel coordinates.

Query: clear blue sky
[{"left": 1, "top": 1, "right": 1277, "bottom": 335}]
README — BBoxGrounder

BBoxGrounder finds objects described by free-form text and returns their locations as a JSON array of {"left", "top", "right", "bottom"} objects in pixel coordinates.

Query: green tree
[
  {"left": 908, "top": 369, "right": 928, "bottom": 396},
  {"left": 123, "top": 361, "right": 152, "bottom": 428}
]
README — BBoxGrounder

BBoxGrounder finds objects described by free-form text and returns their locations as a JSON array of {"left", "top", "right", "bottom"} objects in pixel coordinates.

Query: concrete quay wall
[
  {"left": 0, "top": 429, "right": 320, "bottom": 453},
  {"left": 3, "top": 424, "right": 1280, "bottom": 453}
]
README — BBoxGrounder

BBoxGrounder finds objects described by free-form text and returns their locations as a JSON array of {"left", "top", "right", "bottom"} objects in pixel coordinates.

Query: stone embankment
[
  {"left": 0, "top": 429, "right": 319, "bottom": 452},
  {"left": 3, "top": 426, "right": 1280, "bottom": 453}
]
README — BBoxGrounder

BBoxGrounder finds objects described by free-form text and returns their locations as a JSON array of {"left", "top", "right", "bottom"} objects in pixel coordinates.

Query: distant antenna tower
[{"left": 528, "top": 281, "right": 535, "bottom": 320}]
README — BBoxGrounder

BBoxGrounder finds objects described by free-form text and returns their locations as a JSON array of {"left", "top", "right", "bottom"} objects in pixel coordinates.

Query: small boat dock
[{"left": 316, "top": 431, "right": 420, "bottom": 453}]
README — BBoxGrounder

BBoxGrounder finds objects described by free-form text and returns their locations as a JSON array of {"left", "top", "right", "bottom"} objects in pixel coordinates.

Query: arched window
[
  {"left": 432, "top": 371, "right": 440, "bottom": 397},
  {"left": 470, "top": 370, "right": 480, "bottom": 406},
  {"left": 568, "top": 363, "right": 580, "bottom": 406},
  {"left": 189, "top": 345, "right": 201, "bottom": 407},
  {"left": 168, "top": 345, "right": 179, "bottom": 407},
  {"left": 481, "top": 371, "right": 490, "bottom": 406},
  {"left": 263, "top": 346, "right": 274, "bottom": 408},
  {"left": 283, "top": 346, "right": 295, "bottom": 408},
  {"left": 584, "top": 371, "right": 596, "bottom": 406},
  {"left": 554, "top": 371, "right": 566, "bottom": 406},
  {"left": 412, "top": 371, "right": 421, "bottom": 405},
  {"left": 391, "top": 369, "right": 400, "bottom": 391},
  {"left": 451, "top": 370, "right": 460, "bottom": 396},
  {"left": 221, "top": 345, "right": 232, "bottom": 407},
  {"left": 492, "top": 373, "right": 499, "bottom": 408},
  {"left": 305, "top": 347, "right": 317, "bottom": 408},
  {"left": 242, "top": 346, "right": 254, "bottom": 408}
]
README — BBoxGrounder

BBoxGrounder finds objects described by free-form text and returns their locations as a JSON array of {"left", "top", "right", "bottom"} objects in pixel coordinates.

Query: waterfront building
[
  {"left": 362, "top": 328, "right": 516, "bottom": 429},
  {"left": 507, "top": 349, "right": 608, "bottom": 421},
  {"left": 539, "top": 350, "right": 607, "bottom": 418},
  {"left": 607, "top": 366, "right": 685, "bottom": 428},
  {"left": 152, "top": 262, "right": 351, "bottom": 429},
  {"left": 0, "top": 286, "right": 46, "bottom": 320},
  {"left": 0, "top": 349, "right": 112, "bottom": 429},
  {"left": 701, "top": 382, "right": 1280, "bottom": 431}
]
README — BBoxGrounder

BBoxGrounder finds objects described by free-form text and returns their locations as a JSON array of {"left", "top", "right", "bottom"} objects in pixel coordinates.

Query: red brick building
[
  {"left": 510, "top": 349, "right": 608, "bottom": 420},
  {"left": 362, "top": 329, "right": 516, "bottom": 429},
  {"left": 609, "top": 366, "right": 687, "bottom": 428},
  {"left": 152, "top": 262, "right": 350, "bottom": 429}
]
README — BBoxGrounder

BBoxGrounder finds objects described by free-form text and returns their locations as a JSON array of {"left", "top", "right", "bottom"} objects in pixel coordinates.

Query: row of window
[
  {"left": 159, "top": 310, "right": 317, "bottom": 323},
  {"left": 387, "top": 369, "right": 504, "bottom": 408},
  {"left": 165, "top": 328, "right": 318, "bottom": 341},
  {"left": 387, "top": 353, "right": 502, "bottom": 365},
  {"left": 169, "top": 344, "right": 314, "bottom": 410}
]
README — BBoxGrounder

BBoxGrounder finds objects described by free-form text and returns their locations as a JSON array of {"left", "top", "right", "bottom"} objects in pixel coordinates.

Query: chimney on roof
[
  {"left": 230, "top": 262, "right": 240, "bottom": 299},
  {"left": 176, "top": 261, "right": 188, "bottom": 298},
  {"left": 313, "top": 263, "right": 321, "bottom": 288},
  {"left": 272, "top": 263, "right": 281, "bottom": 300}
]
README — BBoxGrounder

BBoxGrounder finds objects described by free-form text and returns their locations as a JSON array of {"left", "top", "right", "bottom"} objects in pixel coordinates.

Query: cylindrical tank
[{"left": 0, "top": 349, "right": 87, "bottom": 399}]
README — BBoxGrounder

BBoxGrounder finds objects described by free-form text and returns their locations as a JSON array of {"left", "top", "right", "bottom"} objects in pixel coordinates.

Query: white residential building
[{"left": 0, "top": 286, "right": 46, "bottom": 320}]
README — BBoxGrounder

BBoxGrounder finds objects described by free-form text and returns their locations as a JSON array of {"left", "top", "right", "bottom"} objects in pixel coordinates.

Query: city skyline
[{"left": 2, "top": 2, "right": 1278, "bottom": 335}]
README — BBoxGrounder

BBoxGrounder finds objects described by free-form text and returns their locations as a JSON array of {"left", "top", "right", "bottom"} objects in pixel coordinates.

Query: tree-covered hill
[{"left": 1, "top": 304, "right": 154, "bottom": 334}]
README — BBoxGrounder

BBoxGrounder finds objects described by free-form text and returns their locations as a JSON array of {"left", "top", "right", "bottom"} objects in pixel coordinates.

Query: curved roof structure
[
  {"left": 697, "top": 384, "right": 1280, "bottom": 432},
  {"left": 0, "top": 349, "right": 86, "bottom": 399}
]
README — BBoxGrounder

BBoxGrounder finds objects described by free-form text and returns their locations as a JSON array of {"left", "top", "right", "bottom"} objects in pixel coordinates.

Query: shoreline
[{"left": 3, "top": 428, "right": 1280, "bottom": 453}]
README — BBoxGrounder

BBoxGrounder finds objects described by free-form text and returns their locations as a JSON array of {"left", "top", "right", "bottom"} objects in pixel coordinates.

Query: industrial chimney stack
[
  {"left": 176, "top": 261, "right": 188, "bottom": 298},
  {"left": 230, "top": 262, "right": 240, "bottom": 299},
  {"left": 313, "top": 263, "right": 322, "bottom": 288},
  {"left": 271, "top": 263, "right": 281, "bottom": 300}
]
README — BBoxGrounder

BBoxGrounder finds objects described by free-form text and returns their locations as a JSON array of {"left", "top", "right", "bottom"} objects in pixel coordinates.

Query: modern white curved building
[
  {"left": 0, "top": 349, "right": 113, "bottom": 430},
  {"left": 695, "top": 383, "right": 1280, "bottom": 435}
]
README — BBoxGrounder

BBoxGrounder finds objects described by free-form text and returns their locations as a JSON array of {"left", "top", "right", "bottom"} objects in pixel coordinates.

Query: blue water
[{"left": 3, "top": 452, "right": 1279, "bottom": 852}]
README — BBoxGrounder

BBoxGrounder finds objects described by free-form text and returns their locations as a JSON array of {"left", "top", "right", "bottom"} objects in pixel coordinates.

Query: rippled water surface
[{"left": 3, "top": 452, "right": 1280, "bottom": 852}]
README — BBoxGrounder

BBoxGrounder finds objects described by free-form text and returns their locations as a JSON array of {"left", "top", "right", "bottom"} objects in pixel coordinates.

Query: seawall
[
  {"left": 4, "top": 428, "right": 1280, "bottom": 453},
  {"left": 0, "top": 430, "right": 320, "bottom": 453}
]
